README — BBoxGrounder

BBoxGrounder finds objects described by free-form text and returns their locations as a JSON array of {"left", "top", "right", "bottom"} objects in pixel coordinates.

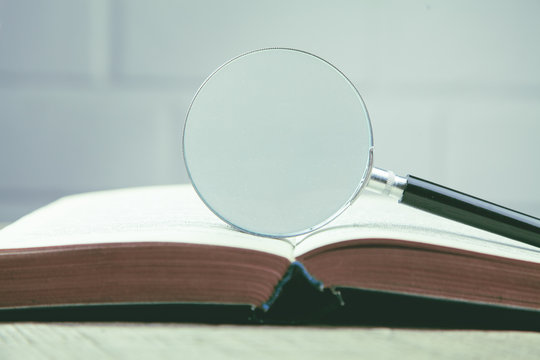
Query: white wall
[{"left": 1, "top": 0, "right": 539, "bottom": 221}]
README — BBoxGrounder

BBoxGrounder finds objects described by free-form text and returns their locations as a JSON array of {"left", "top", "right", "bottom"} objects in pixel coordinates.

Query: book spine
[{"left": 261, "top": 261, "right": 324, "bottom": 311}]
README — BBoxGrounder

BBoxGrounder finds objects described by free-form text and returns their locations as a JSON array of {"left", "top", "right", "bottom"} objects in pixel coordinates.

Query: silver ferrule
[{"left": 366, "top": 167, "right": 407, "bottom": 200}]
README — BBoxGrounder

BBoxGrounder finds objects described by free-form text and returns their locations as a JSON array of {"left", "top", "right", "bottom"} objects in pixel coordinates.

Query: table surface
[{"left": 1, "top": 323, "right": 540, "bottom": 360}]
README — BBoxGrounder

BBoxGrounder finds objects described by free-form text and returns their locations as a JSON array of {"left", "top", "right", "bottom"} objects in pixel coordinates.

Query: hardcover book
[{"left": 1, "top": 185, "right": 539, "bottom": 328}]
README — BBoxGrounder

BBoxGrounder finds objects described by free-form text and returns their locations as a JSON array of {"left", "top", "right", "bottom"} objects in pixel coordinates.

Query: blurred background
[{"left": 0, "top": 0, "right": 539, "bottom": 222}]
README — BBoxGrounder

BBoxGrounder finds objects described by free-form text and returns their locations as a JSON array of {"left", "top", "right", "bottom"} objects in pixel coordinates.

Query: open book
[{"left": 1, "top": 185, "right": 539, "bottom": 327}]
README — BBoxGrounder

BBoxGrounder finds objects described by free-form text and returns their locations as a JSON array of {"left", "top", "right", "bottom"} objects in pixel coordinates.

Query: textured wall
[{"left": 1, "top": 0, "right": 539, "bottom": 221}]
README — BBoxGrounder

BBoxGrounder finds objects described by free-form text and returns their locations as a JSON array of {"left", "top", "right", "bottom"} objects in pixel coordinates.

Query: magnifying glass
[{"left": 183, "top": 48, "right": 540, "bottom": 246}]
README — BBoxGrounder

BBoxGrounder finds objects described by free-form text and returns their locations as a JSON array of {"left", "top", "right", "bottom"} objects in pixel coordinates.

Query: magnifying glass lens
[{"left": 183, "top": 49, "right": 373, "bottom": 237}]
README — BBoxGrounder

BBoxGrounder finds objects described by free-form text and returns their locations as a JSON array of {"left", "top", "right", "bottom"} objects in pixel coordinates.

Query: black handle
[{"left": 400, "top": 175, "right": 540, "bottom": 247}]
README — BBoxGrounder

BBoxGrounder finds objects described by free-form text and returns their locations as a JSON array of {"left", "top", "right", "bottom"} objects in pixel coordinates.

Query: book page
[
  {"left": 294, "top": 192, "right": 540, "bottom": 263},
  {"left": 0, "top": 185, "right": 294, "bottom": 259}
]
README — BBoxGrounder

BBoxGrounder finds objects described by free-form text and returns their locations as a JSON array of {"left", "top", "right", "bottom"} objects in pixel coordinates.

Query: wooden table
[{"left": 1, "top": 323, "right": 540, "bottom": 360}]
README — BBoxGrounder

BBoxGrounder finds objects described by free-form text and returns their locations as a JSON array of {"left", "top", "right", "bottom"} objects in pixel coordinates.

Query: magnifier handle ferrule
[
  {"left": 366, "top": 168, "right": 407, "bottom": 200},
  {"left": 400, "top": 175, "right": 540, "bottom": 248}
]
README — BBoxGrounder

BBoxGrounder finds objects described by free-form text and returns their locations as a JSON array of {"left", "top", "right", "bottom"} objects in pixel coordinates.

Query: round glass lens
[{"left": 183, "top": 48, "right": 373, "bottom": 237}]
